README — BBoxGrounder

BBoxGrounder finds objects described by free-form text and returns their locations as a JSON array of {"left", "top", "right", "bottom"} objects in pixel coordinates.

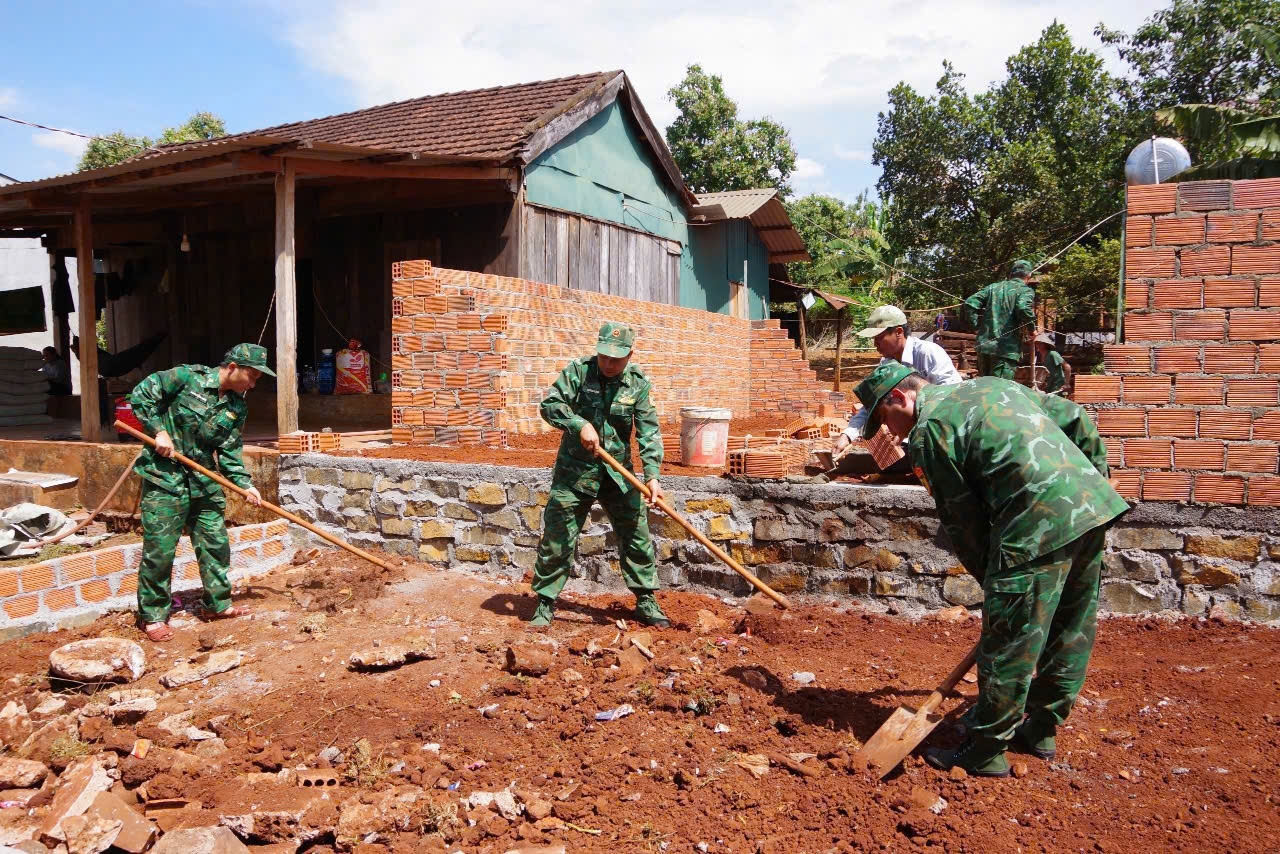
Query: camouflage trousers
[
  {"left": 970, "top": 525, "right": 1106, "bottom": 741},
  {"left": 136, "top": 481, "right": 232, "bottom": 624},
  {"left": 976, "top": 353, "right": 1019, "bottom": 380},
  {"left": 531, "top": 478, "right": 658, "bottom": 600}
]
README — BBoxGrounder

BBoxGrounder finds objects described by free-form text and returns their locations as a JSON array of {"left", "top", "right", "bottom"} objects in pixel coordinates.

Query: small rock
[
  {"left": 934, "top": 605, "right": 969, "bottom": 623},
  {"left": 196, "top": 628, "right": 218, "bottom": 652},
  {"left": 1011, "top": 761, "right": 1029, "bottom": 778},
  {"left": 525, "top": 798, "right": 554, "bottom": 821},
  {"left": 159, "top": 650, "right": 243, "bottom": 688},
  {"left": 0, "top": 756, "right": 51, "bottom": 788},
  {"left": 318, "top": 746, "right": 342, "bottom": 764},
  {"left": 742, "top": 595, "right": 776, "bottom": 616},
  {"left": 0, "top": 700, "right": 33, "bottom": 747},
  {"left": 948, "top": 766, "right": 967, "bottom": 781},
  {"left": 695, "top": 610, "right": 729, "bottom": 632},
  {"left": 348, "top": 636, "right": 438, "bottom": 671},
  {"left": 505, "top": 645, "right": 553, "bottom": 677},
  {"left": 741, "top": 670, "right": 768, "bottom": 691},
  {"left": 50, "top": 638, "right": 146, "bottom": 685},
  {"left": 909, "top": 786, "right": 948, "bottom": 814},
  {"left": 791, "top": 672, "right": 816, "bottom": 685},
  {"left": 560, "top": 669, "right": 583, "bottom": 684},
  {"left": 616, "top": 646, "right": 649, "bottom": 678},
  {"left": 32, "top": 696, "right": 69, "bottom": 717}
]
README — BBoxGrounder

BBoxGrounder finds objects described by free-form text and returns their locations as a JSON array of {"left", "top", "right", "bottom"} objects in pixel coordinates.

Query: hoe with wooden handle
[
  {"left": 594, "top": 447, "right": 792, "bottom": 610},
  {"left": 114, "top": 420, "right": 392, "bottom": 571},
  {"left": 855, "top": 641, "right": 979, "bottom": 778}
]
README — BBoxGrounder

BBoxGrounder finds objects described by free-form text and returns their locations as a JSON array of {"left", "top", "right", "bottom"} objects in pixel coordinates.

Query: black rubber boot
[
  {"left": 925, "top": 736, "right": 1011, "bottom": 777},
  {"left": 1013, "top": 716, "right": 1057, "bottom": 760}
]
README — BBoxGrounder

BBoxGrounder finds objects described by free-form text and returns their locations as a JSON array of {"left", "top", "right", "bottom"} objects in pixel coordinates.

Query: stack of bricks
[
  {"left": 749, "top": 319, "right": 849, "bottom": 414},
  {"left": 1084, "top": 177, "right": 1280, "bottom": 506}
]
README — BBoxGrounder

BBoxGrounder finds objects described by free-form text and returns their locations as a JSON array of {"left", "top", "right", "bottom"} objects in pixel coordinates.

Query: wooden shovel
[
  {"left": 855, "top": 641, "right": 979, "bottom": 778},
  {"left": 594, "top": 447, "right": 792, "bottom": 609},
  {"left": 114, "top": 420, "right": 392, "bottom": 571}
]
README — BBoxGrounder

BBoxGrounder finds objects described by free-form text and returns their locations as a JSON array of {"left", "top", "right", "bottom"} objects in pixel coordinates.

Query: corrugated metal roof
[{"left": 692, "top": 189, "right": 810, "bottom": 263}]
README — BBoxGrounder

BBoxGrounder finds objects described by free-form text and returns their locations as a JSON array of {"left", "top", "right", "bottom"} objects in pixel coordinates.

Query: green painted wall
[{"left": 684, "top": 220, "right": 770, "bottom": 319}]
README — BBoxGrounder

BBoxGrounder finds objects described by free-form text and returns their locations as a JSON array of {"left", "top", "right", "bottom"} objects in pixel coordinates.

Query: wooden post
[
  {"left": 797, "top": 300, "right": 808, "bottom": 361},
  {"left": 833, "top": 309, "right": 845, "bottom": 393},
  {"left": 274, "top": 159, "right": 298, "bottom": 436},
  {"left": 74, "top": 197, "right": 101, "bottom": 443}
]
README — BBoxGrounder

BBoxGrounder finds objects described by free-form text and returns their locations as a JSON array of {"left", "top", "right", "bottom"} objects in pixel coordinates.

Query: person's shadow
[{"left": 480, "top": 592, "right": 628, "bottom": 626}]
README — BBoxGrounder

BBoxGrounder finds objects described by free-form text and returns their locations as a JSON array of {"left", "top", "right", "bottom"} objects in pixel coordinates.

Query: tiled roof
[{"left": 147, "top": 71, "right": 618, "bottom": 163}]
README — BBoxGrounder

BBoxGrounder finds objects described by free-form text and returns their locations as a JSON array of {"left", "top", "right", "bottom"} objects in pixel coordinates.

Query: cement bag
[{"left": 335, "top": 338, "right": 372, "bottom": 394}]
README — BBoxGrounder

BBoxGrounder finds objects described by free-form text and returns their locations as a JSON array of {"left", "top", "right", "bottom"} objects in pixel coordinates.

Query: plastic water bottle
[
  {"left": 317, "top": 349, "right": 336, "bottom": 395},
  {"left": 375, "top": 371, "right": 391, "bottom": 394},
  {"left": 300, "top": 364, "right": 317, "bottom": 394}
]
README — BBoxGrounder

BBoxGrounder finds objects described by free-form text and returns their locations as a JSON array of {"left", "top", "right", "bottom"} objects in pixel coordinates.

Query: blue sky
[{"left": 1, "top": 0, "right": 1166, "bottom": 199}]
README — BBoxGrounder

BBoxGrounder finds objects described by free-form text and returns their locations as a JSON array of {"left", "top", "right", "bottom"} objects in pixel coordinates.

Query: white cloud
[
  {"left": 32, "top": 131, "right": 88, "bottom": 159},
  {"left": 833, "top": 145, "right": 872, "bottom": 162},
  {"left": 793, "top": 157, "right": 825, "bottom": 181},
  {"left": 0, "top": 87, "right": 17, "bottom": 108}
]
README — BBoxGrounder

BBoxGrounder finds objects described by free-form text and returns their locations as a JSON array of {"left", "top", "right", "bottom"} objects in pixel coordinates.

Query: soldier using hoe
[
  {"left": 528, "top": 322, "right": 670, "bottom": 628},
  {"left": 963, "top": 260, "right": 1037, "bottom": 379},
  {"left": 129, "top": 344, "right": 269, "bottom": 642},
  {"left": 854, "top": 363, "right": 1129, "bottom": 776}
]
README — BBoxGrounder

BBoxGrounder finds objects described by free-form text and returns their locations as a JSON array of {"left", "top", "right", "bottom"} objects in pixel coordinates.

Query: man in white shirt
[{"left": 833, "top": 305, "right": 962, "bottom": 454}]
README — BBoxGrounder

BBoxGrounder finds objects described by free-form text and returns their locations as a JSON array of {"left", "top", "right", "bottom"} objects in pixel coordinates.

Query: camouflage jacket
[
  {"left": 1042, "top": 349, "right": 1067, "bottom": 394},
  {"left": 908, "top": 377, "right": 1128, "bottom": 581},
  {"left": 130, "top": 365, "right": 252, "bottom": 497},
  {"left": 540, "top": 357, "right": 662, "bottom": 496},
  {"left": 963, "top": 279, "right": 1036, "bottom": 361}
]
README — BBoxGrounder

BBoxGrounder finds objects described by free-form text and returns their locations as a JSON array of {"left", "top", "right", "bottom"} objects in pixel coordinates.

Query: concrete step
[{"left": 0, "top": 470, "right": 80, "bottom": 511}]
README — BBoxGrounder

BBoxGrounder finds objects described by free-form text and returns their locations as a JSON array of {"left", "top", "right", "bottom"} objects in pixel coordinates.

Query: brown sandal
[
  {"left": 143, "top": 623, "right": 175, "bottom": 642},
  {"left": 199, "top": 605, "right": 250, "bottom": 621}
]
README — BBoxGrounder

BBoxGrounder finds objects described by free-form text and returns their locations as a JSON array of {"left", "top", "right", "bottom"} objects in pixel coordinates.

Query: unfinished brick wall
[
  {"left": 389, "top": 262, "right": 837, "bottom": 443},
  {"left": 750, "top": 320, "right": 848, "bottom": 414},
  {"left": 1086, "top": 177, "right": 1280, "bottom": 506}
]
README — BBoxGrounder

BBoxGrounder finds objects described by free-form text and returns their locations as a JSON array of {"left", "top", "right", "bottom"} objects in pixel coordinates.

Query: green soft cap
[
  {"left": 857, "top": 305, "right": 909, "bottom": 338},
  {"left": 854, "top": 362, "right": 917, "bottom": 439},
  {"left": 222, "top": 343, "right": 275, "bottom": 377},
  {"left": 1011, "top": 259, "right": 1034, "bottom": 276},
  {"left": 596, "top": 321, "right": 636, "bottom": 358}
]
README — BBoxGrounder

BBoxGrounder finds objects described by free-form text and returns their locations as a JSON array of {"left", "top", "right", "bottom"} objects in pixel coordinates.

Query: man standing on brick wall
[
  {"left": 833, "top": 304, "right": 961, "bottom": 456},
  {"left": 963, "top": 260, "right": 1037, "bottom": 379},
  {"left": 129, "top": 343, "right": 269, "bottom": 642},
  {"left": 855, "top": 363, "right": 1129, "bottom": 776},
  {"left": 528, "top": 322, "right": 669, "bottom": 628}
]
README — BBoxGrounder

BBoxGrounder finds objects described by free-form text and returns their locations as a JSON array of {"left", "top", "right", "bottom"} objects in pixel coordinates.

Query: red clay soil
[{"left": 2, "top": 551, "right": 1276, "bottom": 852}]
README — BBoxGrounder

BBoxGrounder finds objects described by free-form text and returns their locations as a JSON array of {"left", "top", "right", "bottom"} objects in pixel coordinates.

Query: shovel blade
[{"left": 854, "top": 704, "right": 945, "bottom": 778}]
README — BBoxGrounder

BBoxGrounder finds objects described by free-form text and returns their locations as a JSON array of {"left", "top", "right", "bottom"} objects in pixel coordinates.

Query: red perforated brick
[
  {"left": 1176, "top": 311, "right": 1227, "bottom": 341},
  {"left": 1173, "top": 376, "right": 1224, "bottom": 405},
  {"left": 391, "top": 354, "right": 412, "bottom": 371},
  {"left": 1154, "top": 215, "right": 1206, "bottom": 245},
  {"left": 79, "top": 579, "right": 111, "bottom": 603},
  {"left": 1104, "top": 437, "right": 1123, "bottom": 468},
  {"left": 1095, "top": 409, "right": 1147, "bottom": 437},
  {"left": 1125, "top": 216, "right": 1153, "bottom": 246},
  {"left": 1073, "top": 375, "right": 1122, "bottom": 403},
  {"left": 1248, "top": 476, "right": 1280, "bottom": 506},
  {"left": 412, "top": 280, "right": 441, "bottom": 297},
  {"left": 1228, "top": 310, "right": 1280, "bottom": 340},
  {"left": 1179, "top": 181, "right": 1232, "bottom": 211},
  {"left": 20, "top": 562, "right": 55, "bottom": 592},
  {"left": 1142, "top": 471, "right": 1192, "bottom": 502},
  {"left": 1124, "top": 281, "right": 1149, "bottom": 310},
  {"left": 1264, "top": 210, "right": 1280, "bottom": 241},
  {"left": 1226, "top": 444, "right": 1279, "bottom": 473},
  {"left": 1152, "top": 279, "right": 1203, "bottom": 309},
  {"left": 1202, "top": 344, "right": 1258, "bottom": 373},
  {"left": 1173, "top": 439, "right": 1224, "bottom": 470},
  {"left": 1147, "top": 408, "right": 1199, "bottom": 438},
  {"left": 391, "top": 316, "right": 412, "bottom": 334},
  {"left": 1110, "top": 469, "right": 1141, "bottom": 499},
  {"left": 1261, "top": 278, "right": 1280, "bottom": 307},
  {"left": 43, "top": 587, "right": 77, "bottom": 611},
  {"left": 1153, "top": 345, "right": 1201, "bottom": 373},
  {"left": 1125, "top": 312, "right": 1175, "bottom": 341},
  {"left": 1121, "top": 375, "right": 1171, "bottom": 404},
  {"left": 94, "top": 550, "right": 124, "bottom": 577},
  {"left": 0, "top": 569, "right": 16, "bottom": 598},
  {"left": 1259, "top": 344, "right": 1280, "bottom": 372},
  {"left": 1203, "top": 278, "right": 1257, "bottom": 308},
  {"left": 61, "top": 554, "right": 96, "bottom": 584},
  {"left": 391, "top": 280, "right": 413, "bottom": 298},
  {"left": 1128, "top": 184, "right": 1177, "bottom": 214},
  {"left": 1231, "top": 245, "right": 1280, "bottom": 275},
  {"left": 1207, "top": 212, "right": 1259, "bottom": 242},
  {"left": 1233, "top": 177, "right": 1280, "bottom": 208},
  {"left": 1197, "top": 409, "right": 1253, "bottom": 440},
  {"left": 1104, "top": 344, "right": 1152, "bottom": 373},
  {"left": 1227, "top": 378, "right": 1279, "bottom": 406},
  {"left": 3, "top": 594, "right": 38, "bottom": 619},
  {"left": 1124, "top": 438, "right": 1172, "bottom": 468},
  {"left": 1179, "top": 245, "right": 1231, "bottom": 276},
  {"left": 1194, "top": 473, "right": 1246, "bottom": 504},
  {"left": 1126, "top": 247, "right": 1177, "bottom": 278}
]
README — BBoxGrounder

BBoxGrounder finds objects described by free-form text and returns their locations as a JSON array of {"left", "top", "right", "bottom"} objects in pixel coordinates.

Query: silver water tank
[{"left": 1125, "top": 137, "right": 1192, "bottom": 185}]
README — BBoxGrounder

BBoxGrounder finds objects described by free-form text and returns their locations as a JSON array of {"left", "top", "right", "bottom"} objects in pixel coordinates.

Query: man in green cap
[
  {"left": 129, "top": 343, "right": 271, "bottom": 642},
  {"left": 1034, "top": 332, "right": 1070, "bottom": 395},
  {"left": 854, "top": 363, "right": 1128, "bottom": 776},
  {"left": 963, "top": 260, "right": 1037, "bottom": 379},
  {"left": 528, "top": 322, "right": 669, "bottom": 628}
]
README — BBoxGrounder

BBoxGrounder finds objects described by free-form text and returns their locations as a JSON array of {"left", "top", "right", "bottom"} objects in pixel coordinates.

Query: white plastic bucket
[{"left": 679, "top": 407, "right": 732, "bottom": 467}]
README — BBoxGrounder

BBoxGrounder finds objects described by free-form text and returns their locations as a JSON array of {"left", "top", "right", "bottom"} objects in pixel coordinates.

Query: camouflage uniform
[
  {"left": 532, "top": 356, "right": 663, "bottom": 600},
  {"left": 1042, "top": 348, "right": 1067, "bottom": 394},
  {"left": 131, "top": 363, "right": 253, "bottom": 624},
  {"left": 963, "top": 278, "right": 1036, "bottom": 379},
  {"left": 908, "top": 377, "right": 1129, "bottom": 741}
]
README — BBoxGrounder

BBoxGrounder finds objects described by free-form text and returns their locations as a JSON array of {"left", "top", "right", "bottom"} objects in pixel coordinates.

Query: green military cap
[
  {"left": 221, "top": 343, "right": 276, "bottom": 376},
  {"left": 857, "top": 305, "right": 909, "bottom": 338},
  {"left": 1011, "top": 259, "right": 1034, "bottom": 276},
  {"left": 854, "top": 362, "right": 917, "bottom": 438},
  {"left": 596, "top": 322, "right": 635, "bottom": 358}
]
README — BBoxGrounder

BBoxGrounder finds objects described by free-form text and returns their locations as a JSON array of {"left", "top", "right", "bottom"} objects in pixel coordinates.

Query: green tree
[
  {"left": 77, "top": 111, "right": 227, "bottom": 171},
  {"left": 665, "top": 64, "right": 798, "bottom": 196},
  {"left": 1039, "top": 238, "right": 1122, "bottom": 328}
]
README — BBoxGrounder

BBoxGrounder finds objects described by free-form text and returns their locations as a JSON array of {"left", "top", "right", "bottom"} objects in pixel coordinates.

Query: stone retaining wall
[
  {"left": 0, "top": 520, "right": 294, "bottom": 638},
  {"left": 280, "top": 456, "right": 1280, "bottom": 624}
]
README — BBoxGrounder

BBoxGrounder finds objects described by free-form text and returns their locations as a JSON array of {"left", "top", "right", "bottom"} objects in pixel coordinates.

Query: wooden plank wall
[{"left": 521, "top": 205, "right": 679, "bottom": 304}]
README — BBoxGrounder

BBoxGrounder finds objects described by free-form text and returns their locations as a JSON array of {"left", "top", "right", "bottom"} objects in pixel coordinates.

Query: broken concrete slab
[
  {"left": 347, "top": 636, "right": 438, "bottom": 671},
  {"left": 85, "top": 791, "right": 157, "bottom": 854},
  {"left": 18, "top": 714, "right": 78, "bottom": 766},
  {"left": 150, "top": 826, "right": 250, "bottom": 854},
  {"left": 49, "top": 638, "right": 145, "bottom": 685},
  {"left": 0, "top": 700, "right": 33, "bottom": 748},
  {"left": 36, "top": 755, "right": 114, "bottom": 844},
  {"left": 60, "top": 812, "right": 123, "bottom": 854},
  {"left": 0, "top": 757, "right": 50, "bottom": 788},
  {"left": 159, "top": 650, "right": 243, "bottom": 688}
]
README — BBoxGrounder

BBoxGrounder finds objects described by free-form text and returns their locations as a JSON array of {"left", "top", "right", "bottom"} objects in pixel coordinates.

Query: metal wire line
[{"left": 0, "top": 113, "right": 168, "bottom": 157}]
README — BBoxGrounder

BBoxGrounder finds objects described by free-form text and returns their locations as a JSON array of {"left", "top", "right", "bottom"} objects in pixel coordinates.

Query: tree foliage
[
  {"left": 77, "top": 112, "right": 227, "bottom": 171},
  {"left": 1039, "top": 238, "right": 1121, "bottom": 328},
  {"left": 665, "top": 65, "right": 798, "bottom": 197}
]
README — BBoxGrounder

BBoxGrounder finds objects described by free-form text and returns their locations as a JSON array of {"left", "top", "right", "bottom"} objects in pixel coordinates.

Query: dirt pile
[{"left": 0, "top": 550, "right": 1276, "bottom": 851}]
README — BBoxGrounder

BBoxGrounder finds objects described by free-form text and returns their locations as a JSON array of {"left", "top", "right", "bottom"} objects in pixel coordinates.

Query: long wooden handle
[
  {"left": 114, "top": 420, "right": 391, "bottom": 571},
  {"left": 918, "top": 641, "right": 979, "bottom": 717},
  {"left": 594, "top": 447, "right": 792, "bottom": 610}
]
